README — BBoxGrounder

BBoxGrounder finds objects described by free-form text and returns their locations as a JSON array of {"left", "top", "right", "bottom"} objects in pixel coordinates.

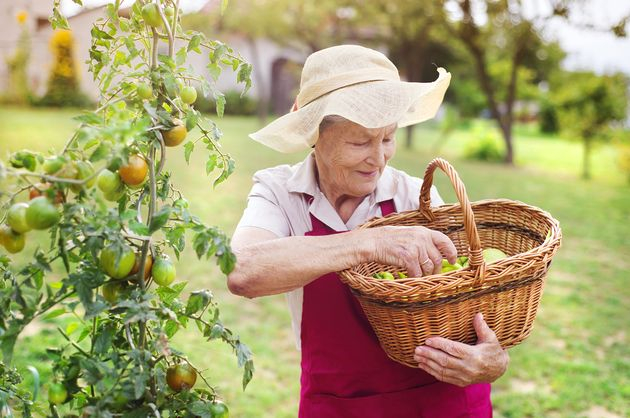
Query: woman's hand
[
  {"left": 413, "top": 313, "right": 509, "bottom": 387},
  {"left": 372, "top": 226, "right": 458, "bottom": 277}
]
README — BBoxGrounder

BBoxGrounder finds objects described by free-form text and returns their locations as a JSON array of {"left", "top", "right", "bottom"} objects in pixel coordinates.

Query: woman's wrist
[{"left": 347, "top": 228, "right": 378, "bottom": 267}]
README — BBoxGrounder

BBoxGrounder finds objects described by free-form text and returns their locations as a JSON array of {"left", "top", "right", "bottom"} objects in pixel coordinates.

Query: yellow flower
[
  {"left": 16, "top": 10, "right": 28, "bottom": 24},
  {"left": 50, "top": 30, "right": 74, "bottom": 49}
]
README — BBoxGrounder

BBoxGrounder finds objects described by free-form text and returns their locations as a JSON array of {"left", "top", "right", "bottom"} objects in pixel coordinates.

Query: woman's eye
[{"left": 351, "top": 141, "right": 369, "bottom": 146}]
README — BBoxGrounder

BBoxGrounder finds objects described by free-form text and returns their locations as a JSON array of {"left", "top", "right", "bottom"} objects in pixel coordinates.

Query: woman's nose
[{"left": 367, "top": 143, "right": 386, "bottom": 166}]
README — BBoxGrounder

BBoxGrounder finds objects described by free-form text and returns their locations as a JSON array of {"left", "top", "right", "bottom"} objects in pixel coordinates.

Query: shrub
[
  {"left": 463, "top": 127, "right": 505, "bottom": 162},
  {"left": 538, "top": 97, "right": 559, "bottom": 133}
]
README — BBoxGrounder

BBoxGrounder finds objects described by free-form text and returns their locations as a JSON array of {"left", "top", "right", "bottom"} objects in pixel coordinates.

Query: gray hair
[{"left": 318, "top": 115, "right": 347, "bottom": 136}]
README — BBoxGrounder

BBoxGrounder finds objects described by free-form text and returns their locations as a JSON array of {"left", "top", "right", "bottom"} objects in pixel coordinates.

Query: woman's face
[{"left": 314, "top": 118, "right": 397, "bottom": 198}]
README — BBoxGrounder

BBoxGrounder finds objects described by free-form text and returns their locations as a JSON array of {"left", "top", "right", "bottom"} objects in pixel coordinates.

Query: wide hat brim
[{"left": 250, "top": 68, "right": 451, "bottom": 153}]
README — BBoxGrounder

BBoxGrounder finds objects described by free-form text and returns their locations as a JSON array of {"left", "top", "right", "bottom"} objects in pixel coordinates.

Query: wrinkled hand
[
  {"left": 414, "top": 313, "right": 509, "bottom": 387},
  {"left": 373, "top": 226, "right": 457, "bottom": 277}
]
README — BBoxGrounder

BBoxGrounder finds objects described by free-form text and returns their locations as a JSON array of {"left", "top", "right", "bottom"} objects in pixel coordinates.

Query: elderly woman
[{"left": 228, "top": 45, "right": 509, "bottom": 417}]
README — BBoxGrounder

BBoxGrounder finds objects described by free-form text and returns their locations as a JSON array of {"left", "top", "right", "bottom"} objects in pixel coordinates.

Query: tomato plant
[{"left": 0, "top": 1, "right": 254, "bottom": 416}]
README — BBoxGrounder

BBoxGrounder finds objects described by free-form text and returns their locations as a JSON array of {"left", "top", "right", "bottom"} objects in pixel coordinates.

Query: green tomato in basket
[
  {"left": 483, "top": 248, "right": 507, "bottom": 264},
  {"left": 397, "top": 272, "right": 408, "bottom": 279},
  {"left": 441, "top": 259, "right": 463, "bottom": 273},
  {"left": 457, "top": 256, "right": 469, "bottom": 267},
  {"left": 372, "top": 271, "right": 395, "bottom": 280}
]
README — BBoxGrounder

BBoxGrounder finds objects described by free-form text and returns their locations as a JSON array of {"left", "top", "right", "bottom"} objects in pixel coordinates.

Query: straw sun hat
[{"left": 249, "top": 44, "right": 451, "bottom": 153}]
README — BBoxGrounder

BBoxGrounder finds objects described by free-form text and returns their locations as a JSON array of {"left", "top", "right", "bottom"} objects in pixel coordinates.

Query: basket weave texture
[{"left": 339, "top": 158, "right": 562, "bottom": 368}]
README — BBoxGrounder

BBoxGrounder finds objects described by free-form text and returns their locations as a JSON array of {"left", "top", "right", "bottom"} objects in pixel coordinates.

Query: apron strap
[{"left": 308, "top": 199, "right": 396, "bottom": 233}]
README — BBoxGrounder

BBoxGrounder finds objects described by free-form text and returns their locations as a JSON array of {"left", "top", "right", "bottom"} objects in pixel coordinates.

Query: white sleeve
[{"left": 235, "top": 178, "right": 291, "bottom": 238}]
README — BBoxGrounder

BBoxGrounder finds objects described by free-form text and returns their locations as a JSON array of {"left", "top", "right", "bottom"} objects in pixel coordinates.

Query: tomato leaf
[
  {"left": 43, "top": 308, "right": 67, "bottom": 320},
  {"left": 214, "top": 92, "right": 225, "bottom": 118},
  {"left": 156, "top": 282, "right": 187, "bottom": 305},
  {"left": 93, "top": 323, "right": 115, "bottom": 355},
  {"left": 187, "top": 34, "right": 202, "bottom": 53},
  {"left": 185, "top": 112, "right": 198, "bottom": 131},
  {"left": 185, "top": 293, "right": 206, "bottom": 315},
  {"left": 184, "top": 142, "right": 194, "bottom": 164},
  {"left": 218, "top": 251, "right": 236, "bottom": 275},
  {"left": 66, "top": 322, "right": 80, "bottom": 335},
  {"left": 176, "top": 46, "right": 187, "bottom": 66},
  {"left": 243, "top": 359, "right": 254, "bottom": 390},
  {"left": 129, "top": 219, "right": 150, "bottom": 236},
  {"left": 165, "top": 320, "right": 179, "bottom": 338},
  {"left": 207, "top": 62, "right": 221, "bottom": 81},
  {"left": 89, "top": 142, "right": 110, "bottom": 162},
  {"left": 149, "top": 206, "right": 172, "bottom": 233},
  {"left": 189, "top": 402, "right": 212, "bottom": 417},
  {"left": 213, "top": 158, "right": 235, "bottom": 188},
  {"left": 208, "top": 323, "right": 223, "bottom": 340},
  {"left": 205, "top": 154, "right": 218, "bottom": 175}
]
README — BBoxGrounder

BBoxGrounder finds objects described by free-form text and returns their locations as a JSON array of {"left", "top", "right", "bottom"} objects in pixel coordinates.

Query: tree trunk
[
  {"left": 582, "top": 137, "right": 592, "bottom": 180},
  {"left": 501, "top": 122, "right": 514, "bottom": 164},
  {"left": 405, "top": 126, "right": 414, "bottom": 149},
  {"left": 401, "top": 35, "right": 428, "bottom": 150},
  {"left": 450, "top": 1, "right": 523, "bottom": 165}
]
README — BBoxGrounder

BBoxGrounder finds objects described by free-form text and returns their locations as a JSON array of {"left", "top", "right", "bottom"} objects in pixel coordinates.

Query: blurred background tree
[
  {"left": 4, "top": 11, "right": 30, "bottom": 105},
  {"left": 434, "top": 0, "right": 574, "bottom": 164},
  {"left": 550, "top": 71, "right": 628, "bottom": 179},
  {"left": 37, "top": 29, "right": 90, "bottom": 108}
]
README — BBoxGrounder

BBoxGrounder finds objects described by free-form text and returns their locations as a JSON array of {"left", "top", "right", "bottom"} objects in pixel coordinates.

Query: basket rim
[{"left": 339, "top": 197, "right": 562, "bottom": 303}]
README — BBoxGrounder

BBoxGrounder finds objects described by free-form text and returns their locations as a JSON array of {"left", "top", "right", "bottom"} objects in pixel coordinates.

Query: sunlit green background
[{"left": 1, "top": 107, "right": 628, "bottom": 417}]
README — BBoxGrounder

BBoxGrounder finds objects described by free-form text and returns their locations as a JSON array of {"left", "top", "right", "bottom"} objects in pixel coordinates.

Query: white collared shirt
[{"left": 236, "top": 153, "right": 444, "bottom": 348}]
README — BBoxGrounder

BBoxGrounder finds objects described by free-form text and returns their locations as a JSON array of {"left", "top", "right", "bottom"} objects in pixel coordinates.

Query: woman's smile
[{"left": 357, "top": 169, "right": 379, "bottom": 178}]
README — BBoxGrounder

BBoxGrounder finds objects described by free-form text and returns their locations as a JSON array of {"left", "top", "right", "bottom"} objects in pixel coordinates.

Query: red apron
[{"left": 299, "top": 199, "right": 492, "bottom": 418}]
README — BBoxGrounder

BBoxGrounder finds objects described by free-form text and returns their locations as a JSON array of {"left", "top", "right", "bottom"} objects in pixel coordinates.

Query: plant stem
[
  {"left": 151, "top": 28, "right": 158, "bottom": 69},
  {"left": 57, "top": 327, "right": 90, "bottom": 357},
  {"left": 10, "top": 166, "right": 105, "bottom": 185},
  {"left": 157, "top": 5, "right": 174, "bottom": 58}
]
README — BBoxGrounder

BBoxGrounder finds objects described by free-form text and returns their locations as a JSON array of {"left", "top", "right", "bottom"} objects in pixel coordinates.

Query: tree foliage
[
  {"left": 550, "top": 71, "right": 628, "bottom": 179},
  {"left": 38, "top": 29, "right": 91, "bottom": 108},
  {"left": 4, "top": 12, "right": 31, "bottom": 105}
]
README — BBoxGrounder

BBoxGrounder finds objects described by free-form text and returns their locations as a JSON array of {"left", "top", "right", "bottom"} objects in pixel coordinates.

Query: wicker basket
[{"left": 339, "top": 158, "right": 562, "bottom": 368}]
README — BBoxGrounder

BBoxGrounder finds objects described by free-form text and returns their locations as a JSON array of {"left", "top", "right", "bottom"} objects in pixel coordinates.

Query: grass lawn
[{"left": 1, "top": 106, "right": 629, "bottom": 417}]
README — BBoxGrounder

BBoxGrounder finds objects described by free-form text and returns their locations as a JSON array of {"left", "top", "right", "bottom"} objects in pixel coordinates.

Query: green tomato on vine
[
  {"left": 180, "top": 86, "right": 197, "bottom": 104},
  {"left": 141, "top": 3, "right": 162, "bottom": 28},
  {"left": 137, "top": 83, "right": 153, "bottom": 100},
  {"left": 152, "top": 256, "right": 176, "bottom": 286}
]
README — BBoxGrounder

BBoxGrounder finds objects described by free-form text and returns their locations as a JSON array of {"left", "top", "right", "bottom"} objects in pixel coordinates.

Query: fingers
[
  {"left": 403, "top": 248, "right": 422, "bottom": 278},
  {"left": 376, "top": 226, "right": 458, "bottom": 278},
  {"left": 425, "top": 337, "right": 471, "bottom": 359},
  {"left": 426, "top": 245, "right": 443, "bottom": 275},
  {"left": 415, "top": 356, "right": 468, "bottom": 387},
  {"left": 414, "top": 346, "right": 469, "bottom": 387},
  {"left": 473, "top": 313, "right": 498, "bottom": 344},
  {"left": 414, "top": 346, "right": 464, "bottom": 370},
  {"left": 431, "top": 230, "right": 457, "bottom": 265},
  {"left": 417, "top": 246, "right": 434, "bottom": 276}
]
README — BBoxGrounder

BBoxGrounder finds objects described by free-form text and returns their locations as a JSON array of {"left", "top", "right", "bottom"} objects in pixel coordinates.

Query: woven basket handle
[{"left": 418, "top": 158, "right": 486, "bottom": 285}]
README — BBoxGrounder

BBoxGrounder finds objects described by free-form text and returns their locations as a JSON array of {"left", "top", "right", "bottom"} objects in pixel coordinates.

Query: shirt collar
[{"left": 287, "top": 152, "right": 398, "bottom": 203}]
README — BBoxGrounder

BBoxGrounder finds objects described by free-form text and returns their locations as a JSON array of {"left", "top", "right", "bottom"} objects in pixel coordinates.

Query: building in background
[{"left": 0, "top": 0, "right": 305, "bottom": 111}]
